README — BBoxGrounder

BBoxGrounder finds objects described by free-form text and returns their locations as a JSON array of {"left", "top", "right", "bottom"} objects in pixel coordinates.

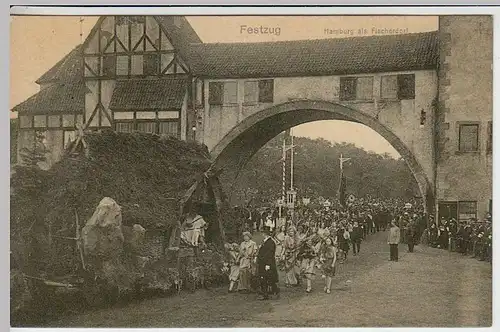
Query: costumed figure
[
  {"left": 283, "top": 226, "right": 300, "bottom": 287},
  {"left": 318, "top": 236, "right": 337, "bottom": 294},
  {"left": 238, "top": 232, "right": 258, "bottom": 293}
]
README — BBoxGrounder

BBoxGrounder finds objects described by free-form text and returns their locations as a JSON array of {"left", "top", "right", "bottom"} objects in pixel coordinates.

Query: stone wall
[{"left": 436, "top": 16, "right": 493, "bottom": 219}]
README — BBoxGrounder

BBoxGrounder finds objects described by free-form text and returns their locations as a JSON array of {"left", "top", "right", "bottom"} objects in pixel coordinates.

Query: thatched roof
[{"left": 38, "top": 131, "right": 213, "bottom": 230}]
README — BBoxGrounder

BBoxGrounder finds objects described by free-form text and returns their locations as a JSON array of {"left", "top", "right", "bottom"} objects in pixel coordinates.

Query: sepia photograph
[{"left": 9, "top": 9, "right": 493, "bottom": 328}]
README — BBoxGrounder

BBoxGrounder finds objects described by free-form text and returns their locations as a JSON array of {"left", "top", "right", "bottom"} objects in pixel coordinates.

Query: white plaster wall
[{"left": 203, "top": 70, "right": 437, "bottom": 187}]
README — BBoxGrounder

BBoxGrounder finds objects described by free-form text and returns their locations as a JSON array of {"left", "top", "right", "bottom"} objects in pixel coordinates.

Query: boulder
[{"left": 82, "top": 197, "right": 124, "bottom": 260}]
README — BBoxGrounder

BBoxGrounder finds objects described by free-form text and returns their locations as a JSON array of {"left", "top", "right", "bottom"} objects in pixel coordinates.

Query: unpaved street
[{"left": 47, "top": 232, "right": 492, "bottom": 328}]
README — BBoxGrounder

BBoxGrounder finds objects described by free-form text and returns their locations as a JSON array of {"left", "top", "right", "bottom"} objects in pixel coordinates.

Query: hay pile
[
  {"left": 11, "top": 131, "right": 228, "bottom": 309},
  {"left": 45, "top": 131, "right": 212, "bottom": 231}
]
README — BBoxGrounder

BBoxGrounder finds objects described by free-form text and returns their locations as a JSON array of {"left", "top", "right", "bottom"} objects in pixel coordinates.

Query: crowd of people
[
  {"left": 422, "top": 215, "right": 493, "bottom": 263},
  {"left": 223, "top": 196, "right": 427, "bottom": 299}
]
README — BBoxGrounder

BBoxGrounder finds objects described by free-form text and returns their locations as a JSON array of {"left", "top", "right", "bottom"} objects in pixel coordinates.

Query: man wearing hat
[{"left": 256, "top": 226, "right": 280, "bottom": 300}]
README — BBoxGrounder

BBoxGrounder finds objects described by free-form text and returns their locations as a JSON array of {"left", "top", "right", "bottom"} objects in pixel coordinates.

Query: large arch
[{"left": 210, "top": 99, "right": 434, "bottom": 214}]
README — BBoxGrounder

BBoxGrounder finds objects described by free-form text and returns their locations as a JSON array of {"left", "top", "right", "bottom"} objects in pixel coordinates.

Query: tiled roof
[
  {"left": 12, "top": 82, "right": 88, "bottom": 114},
  {"left": 155, "top": 16, "right": 202, "bottom": 60},
  {"left": 36, "top": 44, "right": 83, "bottom": 84},
  {"left": 109, "top": 77, "right": 188, "bottom": 111},
  {"left": 187, "top": 31, "right": 439, "bottom": 78}
]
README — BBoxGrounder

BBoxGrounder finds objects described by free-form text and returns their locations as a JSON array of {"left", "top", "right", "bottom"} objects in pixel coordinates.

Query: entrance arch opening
[{"left": 210, "top": 100, "right": 434, "bottom": 214}]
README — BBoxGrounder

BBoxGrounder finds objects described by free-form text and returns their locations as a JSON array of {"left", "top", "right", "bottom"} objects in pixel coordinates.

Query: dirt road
[{"left": 47, "top": 231, "right": 492, "bottom": 328}]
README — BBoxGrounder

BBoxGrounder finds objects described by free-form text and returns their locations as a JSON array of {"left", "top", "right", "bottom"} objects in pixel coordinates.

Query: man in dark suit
[
  {"left": 351, "top": 221, "right": 362, "bottom": 255},
  {"left": 257, "top": 227, "right": 279, "bottom": 300}
]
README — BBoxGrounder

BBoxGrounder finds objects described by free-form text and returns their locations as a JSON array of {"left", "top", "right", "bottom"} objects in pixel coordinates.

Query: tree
[{"left": 232, "top": 134, "right": 418, "bottom": 205}]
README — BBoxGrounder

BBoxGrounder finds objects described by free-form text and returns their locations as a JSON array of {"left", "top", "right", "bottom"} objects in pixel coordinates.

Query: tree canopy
[{"left": 231, "top": 134, "right": 419, "bottom": 207}]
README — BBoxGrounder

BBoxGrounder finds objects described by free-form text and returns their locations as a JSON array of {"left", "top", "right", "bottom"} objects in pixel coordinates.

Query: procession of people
[{"left": 223, "top": 195, "right": 430, "bottom": 300}]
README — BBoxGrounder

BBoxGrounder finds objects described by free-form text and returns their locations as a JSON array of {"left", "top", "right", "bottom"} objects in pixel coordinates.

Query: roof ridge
[
  {"left": 189, "top": 30, "right": 438, "bottom": 47},
  {"left": 36, "top": 44, "right": 83, "bottom": 84}
]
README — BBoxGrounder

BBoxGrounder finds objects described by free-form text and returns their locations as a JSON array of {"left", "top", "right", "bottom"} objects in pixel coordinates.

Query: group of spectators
[{"left": 422, "top": 215, "right": 493, "bottom": 263}]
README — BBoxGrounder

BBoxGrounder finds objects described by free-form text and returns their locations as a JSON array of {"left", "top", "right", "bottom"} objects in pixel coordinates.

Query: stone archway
[{"left": 210, "top": 99, "right": 434, "bottom": 213}]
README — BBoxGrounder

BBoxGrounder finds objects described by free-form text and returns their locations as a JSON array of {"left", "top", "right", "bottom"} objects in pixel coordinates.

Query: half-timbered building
[{"left": 13, "top": 16, "right": 201, "bottom": 168}]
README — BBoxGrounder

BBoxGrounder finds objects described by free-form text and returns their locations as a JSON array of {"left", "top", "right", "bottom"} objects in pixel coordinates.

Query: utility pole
[
  {"left": 279, "top": 136, "right": 286, "bottom": 219},
  {"left": 338, "top": 153, "right": 351, "bottom": 204}
]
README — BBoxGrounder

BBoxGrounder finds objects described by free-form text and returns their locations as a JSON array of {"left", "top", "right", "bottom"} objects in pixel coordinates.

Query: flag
[{"left": 339, "top": 172, "right": 347, "bottom": 207}]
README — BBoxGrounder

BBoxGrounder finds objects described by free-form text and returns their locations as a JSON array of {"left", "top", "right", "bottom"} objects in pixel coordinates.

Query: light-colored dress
[
  {"left": 238, "top": 239, "right": 257, "bottom": 290},
  {"left": 283, "top": 235, "right": 299, "bottom": 285},
  {"left": 228, "top": 249, "right": 240, "bottom": 282},
  {"left": 275, "top": 232, "right": 285, "bottom": 259}
]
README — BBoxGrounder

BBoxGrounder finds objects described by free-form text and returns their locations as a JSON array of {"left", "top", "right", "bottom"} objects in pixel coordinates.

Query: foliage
[
  {"left": 231, "top": 134, "right": 419, "bottom": 206},
  {"left": 10, "top": 131, "right": 213, "bottom": 279},
  {"left": 11, "top": 118, "right": 18, "bottom": 165}
]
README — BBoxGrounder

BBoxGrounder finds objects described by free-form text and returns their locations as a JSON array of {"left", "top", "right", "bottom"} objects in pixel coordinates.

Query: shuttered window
[
  {"left": 137, "top": 122, "right": 156, "bottom": 134},
  {"left": 459, "top": 124, "right": 479, "bottom": 152},
  {"left": 116, "top": 122, "right": 135, "bottom": 133},
  {"left": 340, "top": 77, "right": 357, "bottom": 101},
  {"left": 258, "top": 79, "right": 274, "bottom": 103},
  {"left": 487, "top": 121, "right": 493, "bottom": 154},
  {"left": 223, "top": 82, "right": 238, "bottom": 104},
  {"left": 102, "top": 55, "right": 116, "bottom": 77},
  {"left": 397, "top": 74, "right": 415, "bottom": 100},
  {"left": 244, "top": 81, "right": 259, "bottom": 104},
  {"left": 209, "top": 82, "right": 224, "bottom": 105},
  {"left": 143, "top": 54, "right": 159, "bottom": 76},
  {"left": 159, "top": 122, "right": 179, "bottom": 138}
]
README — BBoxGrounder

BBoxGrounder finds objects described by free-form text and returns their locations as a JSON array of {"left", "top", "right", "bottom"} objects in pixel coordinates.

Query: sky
[{"left": 10, "top": 15, "right": 439, "bottom": 158}]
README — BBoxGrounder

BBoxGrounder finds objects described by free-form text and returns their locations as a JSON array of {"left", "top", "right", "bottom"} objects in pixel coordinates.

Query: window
[
  {"left": 137, "top": 122, "right": 156, "bottom": 134},
  {"left": 131, "top": 55, "right": 143, "bottom": 75},
  {"left": 356, "top": 77, "right": 373, "bottom": 100},
  {"left": 339, "top": 77, "right": 357, "bottom": 101},
  {"left": 62, "top": 114, "right": 75, "bottom": 127},
  {"left": 143, "top": 54, "right": 159, "bottom": 76},
  {"left": 459, "top": 124, "right": 479, "bottom": 152},
  {"left": 244, "top": 81, "right": 259, "bottom": 104},
  {"left": 34, "top": 115, "right": 47, "bottom": 128},
  {"left": 116, "top": 122, "right": 135, "bottom": 133},
  {"left": 381, "top": 74, "right": 416, "bottom": 100},
  {"left": 19, "top": 115, "right": 33, "bottom": 128},
  {"left": 339, "top": 77, "right": 373, "bottom": 101},
  {"left": 102, "top": 55, "right": 116, "bottom": 77},
  {"left": 458, "top": 201, "right": 477, "bottom": 221},
  {"left": 63, "top": 130, "right": 76, "bottom": 149},
  {"left": 76, "top": 114, "right": 84, "bottom": 126},
  {"left": 159, "top": 122, "right": 179, "bottom": 138},
  {"left": 380, "top": 75, "right": 398, "bottom": 99},
  {"left": 116, "top": 55, "right": 129, "bottom": 76},
  {"left": 397, "top": 74, "right": 415, "bottom": 100},
  {"left": 258, "top": 79, "right": 274, "bottom": 103},
  {"left": 487, "top": 121, "right": 492, "bottom": 154},
  {"left": 209, "top": 82, "right": 224, "bottom": 105},
  {"left": 48, "top": 115, "right": 61, "bottom": 128},
  {"left": 223, "top": 82, "right": 238, "bottom": 104}
]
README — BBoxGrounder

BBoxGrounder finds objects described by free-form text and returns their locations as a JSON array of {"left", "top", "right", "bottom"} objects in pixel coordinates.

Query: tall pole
[
  {"left": 290, "top": 129, "right": 294, "bottom": 191},
  {"left": 280, "top": 136, "right": 286, "bottom": 219}
]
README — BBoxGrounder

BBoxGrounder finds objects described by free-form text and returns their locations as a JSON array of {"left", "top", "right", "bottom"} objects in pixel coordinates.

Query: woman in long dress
[
  {"left": 228, "top": 243, "right": 240, "bottom": 292},
  {"left": 274, "top": 225, "right": 286, "bottom": 261},
  {"left": 238, "top": 232, "right": 258, "bottom": 293},
  {"left": 298, "top": 237, "right": 319, "bottom": 293},
  {"left": 319, "top": 237, "right": 337, "bottom": 294},
  {"left": 283, "top": 226, "right": 299, "bottom": 287}
]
